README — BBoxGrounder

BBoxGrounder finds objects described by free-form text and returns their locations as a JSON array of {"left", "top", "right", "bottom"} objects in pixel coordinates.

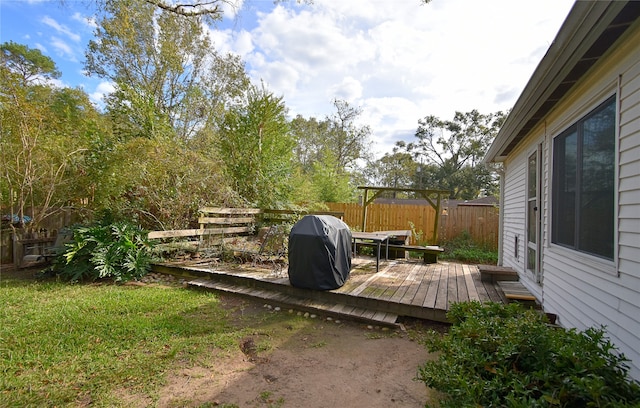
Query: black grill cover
[{"left": 288, "top": 215, "right": 352, "bottom": 290}]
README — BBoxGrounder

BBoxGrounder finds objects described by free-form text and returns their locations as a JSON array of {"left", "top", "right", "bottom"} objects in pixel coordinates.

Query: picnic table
[{"left": 351, "top": 231, "right": 390, "bottom": 272}]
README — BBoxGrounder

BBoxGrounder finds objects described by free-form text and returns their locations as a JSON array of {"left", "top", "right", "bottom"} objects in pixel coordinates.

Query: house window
[{"left": 552, "top": 96, "right": 616, "bottom": 260}]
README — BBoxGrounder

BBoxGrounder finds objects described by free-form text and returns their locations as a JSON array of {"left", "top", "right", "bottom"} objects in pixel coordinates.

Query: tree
[
  {"left": 86, "top": 0, "right": 249, "bottom": 141},
  {"left": 289, "top": 99, "right": 372, "bottom": 203},
  {"left": 404, "top": 110, "right": 506, "bottom": 200},
  {"left": 365, "top": 148, "right": 417, "bottom": 192},
  {"left": 1, "top": 42, "right": 102, "bottom": 229},
  {"left": 218, "top": 84, "right": 295, "bottom": 208}
]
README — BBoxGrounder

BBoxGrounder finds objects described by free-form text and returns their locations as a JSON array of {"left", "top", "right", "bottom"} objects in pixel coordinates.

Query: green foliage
[
  {"left": 0, "top": 279, "right": 234, "bottom": 406},
  {"left": 440, "top": 230, "right": 498, "bottom": 264},
  {"left": 402, "top": 110, "right": 506, "bottom": 199},
  {"left": 418, "top": 301, "right": 640, "bottom": 407},
  {"left": 52, "top": 220, "right": 154, "bottom": 282},
  {"left": 219, "top": 84, "right": 295, "bottom": 208},
  {"left": 1, "top": 42, "right": 105, "bottom": 229}
]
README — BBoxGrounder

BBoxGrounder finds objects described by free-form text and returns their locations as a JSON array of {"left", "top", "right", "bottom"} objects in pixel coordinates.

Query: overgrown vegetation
[
  {"left": 439, "top": 230, "right": 498, "bottom": 264},
  {"left": 48, "top": 219, "right": 154, "bottom": 282},
  {"left": 418, "top": 301, "right": 640, "bottom": 407}
]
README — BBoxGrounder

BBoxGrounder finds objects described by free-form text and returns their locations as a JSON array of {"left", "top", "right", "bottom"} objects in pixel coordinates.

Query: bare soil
[
  {"left": 153, "top": 293, "right": 442, "bottom": 408},
  {"left": 2, "top": 267, "right": 444, "bottom": 407}
]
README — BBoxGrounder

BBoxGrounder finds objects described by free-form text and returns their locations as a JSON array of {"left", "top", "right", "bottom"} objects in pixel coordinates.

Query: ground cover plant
[
  {"left": 439, "top": 230, "right": 498, "bottom": 264},
  {"left": 48, "top": 220, "right": 154, "bottom": 282},
  {"left": 418, "top": 301, "right": 640, "bottom": 407}
]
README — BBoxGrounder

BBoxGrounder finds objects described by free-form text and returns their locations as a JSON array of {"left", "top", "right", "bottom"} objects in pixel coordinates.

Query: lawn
[
  {"left": 0, "top": 270, "right": 435, "bottom": 407},
  {"left": 1, "top": 275, "right": 229, "bottom": 406}
]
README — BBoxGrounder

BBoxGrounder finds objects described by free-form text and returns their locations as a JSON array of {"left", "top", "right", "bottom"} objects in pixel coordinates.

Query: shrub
[
  {"left": 440, "top": 230, "right": 498, "bottom": 264},
  {"left": 418, "top": 301, "right": 640, "bottom": 407},
  {"left": 51, "top": 221, "right": 154, "bottom": 282}
]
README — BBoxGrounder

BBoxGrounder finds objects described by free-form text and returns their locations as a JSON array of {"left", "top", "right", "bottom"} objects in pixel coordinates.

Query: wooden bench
[{"left": 386, "top": 244, "right": 444, "bottom": 264}]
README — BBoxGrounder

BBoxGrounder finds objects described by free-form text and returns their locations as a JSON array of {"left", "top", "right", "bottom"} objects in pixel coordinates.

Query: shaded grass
[{"left": 0, "top": 275, "right": 307, "bottom": 407}]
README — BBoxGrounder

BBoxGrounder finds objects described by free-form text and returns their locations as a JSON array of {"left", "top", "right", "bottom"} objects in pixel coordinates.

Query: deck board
[{"left": 157, "top": 259, "right": 507, "bottom": 325}]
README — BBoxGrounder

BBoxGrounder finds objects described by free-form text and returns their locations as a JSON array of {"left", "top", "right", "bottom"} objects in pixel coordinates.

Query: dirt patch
[
  {"left": 4, "top": 267, "right": 444, "bottom": 407},
  {"left": 155, "top": 295, "right": 442, "bottom": 408}
]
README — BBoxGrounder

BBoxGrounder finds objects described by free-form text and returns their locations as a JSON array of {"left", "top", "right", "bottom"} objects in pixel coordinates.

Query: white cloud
[
  {"left": 50, "top": 36, "right": 76, "bottom": 61},
  {"left": 89, "top": 81, "right": 115, "bottom": 106},
  {"left": 72, "top": 12, "right": 97, "bottom": 29},
  {"left": 41, "top": 16, "right": 81, "bottom": 42}
]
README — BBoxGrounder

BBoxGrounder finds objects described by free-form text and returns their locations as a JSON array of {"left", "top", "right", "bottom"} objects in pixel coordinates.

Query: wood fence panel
[{"left": 325, "top": 202, "right": 499, "bottom": 250}]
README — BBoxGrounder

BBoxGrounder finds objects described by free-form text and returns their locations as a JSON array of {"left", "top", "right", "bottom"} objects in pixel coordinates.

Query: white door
[{"left": 526, "top": 145, "right": 542, "bottom": 284}]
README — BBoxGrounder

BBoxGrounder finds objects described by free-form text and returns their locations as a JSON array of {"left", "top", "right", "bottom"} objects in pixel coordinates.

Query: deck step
[
  {"left": 497, "top": 281, "right": 538, "bottom": 303},
  {"left": 188, "top": 278, "right": 399, "bottom": 327},
  {"left": 478, "top": 265, "right": 518, "bottom": 282}
]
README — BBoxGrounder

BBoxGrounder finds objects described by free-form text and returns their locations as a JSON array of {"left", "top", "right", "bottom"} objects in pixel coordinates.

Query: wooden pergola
[{"left": 357, "top": 186, "right": 450, "bottom": 244}]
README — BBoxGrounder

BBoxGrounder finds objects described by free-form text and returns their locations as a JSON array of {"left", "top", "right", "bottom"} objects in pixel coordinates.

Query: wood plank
[
  {"left": 374, "top": 262, "right": 412, "bottom": 300},
  {"left": 463, "top": 264, "right": 481, "bottom": 302},
  {"left": 445, "top": 264, "right": 459, "bottom": 309},
  {"left": 470, "top": 265, "right": 493, "bottom": 302},
  {"left": 345, "top": 263, "right": 394, "bottom": 296},
  {"left": 198, "top": 216, "right": 255, "bottom": 225},
  {"left": 409, "top": 264, "right": 435, "bottom": 306},
  {"left": 148, "top": 226, "right": 252, "bottom": 239},
  {"left": 400, "top": 264, "right": 428, "bottom": 304},
  {"left": 455, "top": 263, "right": 469, "bottom": 303},
  {"left": 389, "top": 263, "right": 422, "bottom": 303},
  {"left": 199, "top": 207, "right": 263, "bottom": 215},
  {"left": 498, "top": 281, "right": 537, "bottom": 301},
  {"left": 422, "top": 264, "right": 443, "bottom": 308}
]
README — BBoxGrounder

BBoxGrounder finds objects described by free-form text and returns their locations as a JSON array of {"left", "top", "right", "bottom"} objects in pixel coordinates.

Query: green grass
[{"left": 0, "top": 275, "right": 306, "bottom": 407}]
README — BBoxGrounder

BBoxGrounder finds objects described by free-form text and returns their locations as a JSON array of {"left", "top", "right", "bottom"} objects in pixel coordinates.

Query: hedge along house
[{"left": 484, "top": 1, "right": 640, "bottom": 379}]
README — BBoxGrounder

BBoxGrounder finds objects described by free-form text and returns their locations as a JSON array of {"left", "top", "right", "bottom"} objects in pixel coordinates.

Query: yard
[{"left": 0, "top": 268, "right": 442, "bottom": 408}]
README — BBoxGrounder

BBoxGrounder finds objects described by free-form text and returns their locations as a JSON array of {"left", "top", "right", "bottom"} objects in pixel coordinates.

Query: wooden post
[{"left": 361, "top": 188, "right": 369, "bottom": 232}]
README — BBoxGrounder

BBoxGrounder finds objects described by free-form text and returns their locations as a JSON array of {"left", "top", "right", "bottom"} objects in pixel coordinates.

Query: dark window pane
[
  {"left": 552, "top": 96, "right": 615, "bottom": 260},
  {"left": 528, "top": 200, "right": 536, "bottom": 244},
  {"left": 578, "top": 100, "right": 615, "bottom": 258},
  {"left": 528, "top": 153, "right": 537, "bottom": 199},
  {"left": 553, "top": 130, "right": 577, "bottom": 247},
  {"left": 527, "top": 247, "right": 536, "bottom": 271}
]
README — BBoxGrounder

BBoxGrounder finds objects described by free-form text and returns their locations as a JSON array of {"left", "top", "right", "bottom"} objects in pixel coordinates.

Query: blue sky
[{"left": 1, "top": 0, "right": 575, "bottom": 157}]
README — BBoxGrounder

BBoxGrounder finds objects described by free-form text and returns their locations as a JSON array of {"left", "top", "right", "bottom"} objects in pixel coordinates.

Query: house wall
[{"left": 500, "top": 21, "right": 640, "bottom": 379}]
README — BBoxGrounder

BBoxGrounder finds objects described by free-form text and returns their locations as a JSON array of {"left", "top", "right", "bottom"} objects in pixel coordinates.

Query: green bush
[
  {"left": 51, "top": 221, "right": 154, "bottom": 282},
  {"left": 440, "top": 230, "right": 498, "bottom": 264},
  {"left": 418, "top": 301, "right": 640, "bottom": 407}
]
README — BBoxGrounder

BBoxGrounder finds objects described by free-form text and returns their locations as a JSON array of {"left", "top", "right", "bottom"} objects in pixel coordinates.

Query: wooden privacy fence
[{"left": 324, "top": 202, "right": 499, "bottom": 250}]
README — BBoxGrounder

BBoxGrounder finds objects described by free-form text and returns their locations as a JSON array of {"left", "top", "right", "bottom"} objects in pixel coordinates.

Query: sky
[{"left": 0, "top": 0, "right": 576, "bottom": 158}]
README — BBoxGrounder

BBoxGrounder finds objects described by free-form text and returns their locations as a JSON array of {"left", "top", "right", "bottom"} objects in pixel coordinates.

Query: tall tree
[
  {"left": 365, "top": 148, "right": 417, "bottom": 191},
  {"left": 289, "top": 99, "right": 372, "bottom": 202},
  {"left": 86, "top": 0, "right": 249, "bottom": 141},
  {"left": 404, "top": 110, "right": 506, "bottom": 199},
  {"left": 1, "top": 42, "right": 102, "bottom": 229},
  {"left": 218, "top": 84, "right": 295, "bottom": 208}
]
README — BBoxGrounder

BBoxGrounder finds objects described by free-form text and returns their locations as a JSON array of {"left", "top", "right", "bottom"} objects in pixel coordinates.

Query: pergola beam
[{"left": 357, "top": 186, "right": 450, "bottom": 244}]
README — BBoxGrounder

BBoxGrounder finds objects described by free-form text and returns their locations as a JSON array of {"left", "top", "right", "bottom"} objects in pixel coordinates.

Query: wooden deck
[{"left": 151, "top": 257, "right": 507, "bottom": 326}]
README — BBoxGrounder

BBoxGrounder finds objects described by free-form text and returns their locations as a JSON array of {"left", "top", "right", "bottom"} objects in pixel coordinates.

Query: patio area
[{"left": 151, "top": 256, "right": 508, "bottom": 326}]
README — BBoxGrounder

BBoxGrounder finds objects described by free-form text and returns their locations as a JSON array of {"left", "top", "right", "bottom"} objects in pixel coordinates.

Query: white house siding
[
  {"left": 501, "top": 133, "right": 546, "bottom": 301},
  {"left": 500, "top": 22, "right": 640, "bottom": 379}
]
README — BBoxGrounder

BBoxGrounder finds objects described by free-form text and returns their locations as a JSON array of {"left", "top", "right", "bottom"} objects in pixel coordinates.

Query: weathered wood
[
  {"left": 148, "top": 226, "right": 252, "bottom": 239},
  {"left": 199, "top": 207, "right": 263, "bottom": 215},
  {"left": 155, "top": 260, "right": 509, "bottom": 325},
  {"left": 498, "top": 281, "right": 537, "bottom": 301},
  {"left": 198, "top": 216, "right": 256, "bottom": 225}
]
